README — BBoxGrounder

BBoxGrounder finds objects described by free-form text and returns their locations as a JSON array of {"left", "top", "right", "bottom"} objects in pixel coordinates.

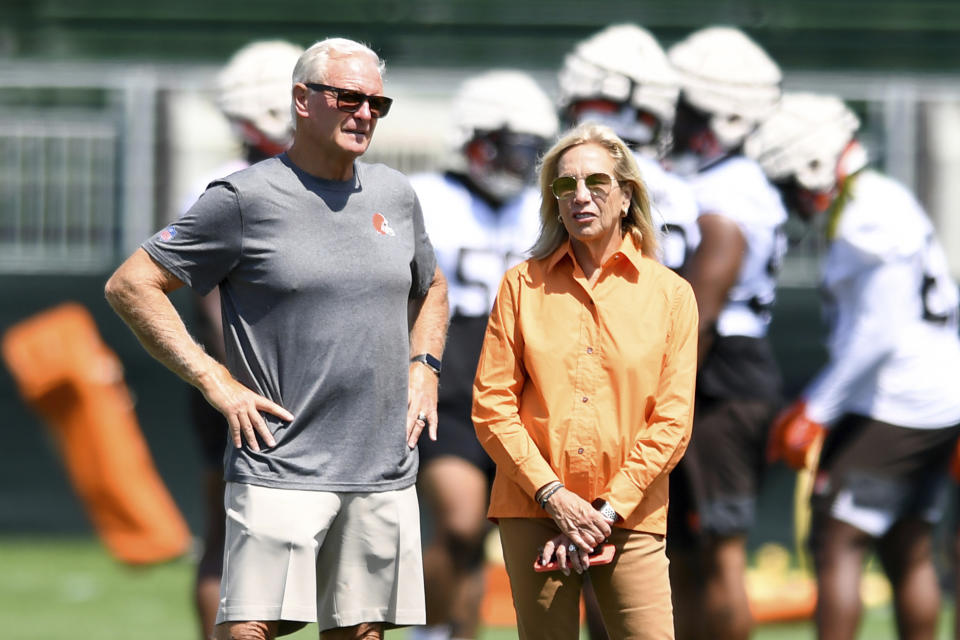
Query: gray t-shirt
[{"left": 143, "top": 154, "right": 437, "bottom": 491}]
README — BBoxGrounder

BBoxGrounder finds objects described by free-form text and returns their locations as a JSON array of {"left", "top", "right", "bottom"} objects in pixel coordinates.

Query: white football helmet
[
  {"left": 668, "top": 26, "right": 781, "bottom": 151},
  {"left": 745, "top": 93, "right": 864, "bottom": 193},
  {"left": 448, "top": 70, "right": 559, "bottom": 202},
  {"left": 215, "top": 40, "right": 304, "bottom": 148},
  {"left": 558, "top": 23, "right": 678, "bottom": 153}
]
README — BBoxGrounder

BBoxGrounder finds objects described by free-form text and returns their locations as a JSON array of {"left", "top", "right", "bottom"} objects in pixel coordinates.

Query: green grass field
[{"left": 0, "top": 536, "right": 954, "bottom": 640}]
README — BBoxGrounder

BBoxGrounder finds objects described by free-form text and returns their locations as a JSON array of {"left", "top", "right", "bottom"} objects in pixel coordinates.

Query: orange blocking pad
[
  {"left": 480, "top": 563, "right": 517, "bottom": 627},
  {"left": 2, "top": 303, "right": 191, "bottom": 565}
]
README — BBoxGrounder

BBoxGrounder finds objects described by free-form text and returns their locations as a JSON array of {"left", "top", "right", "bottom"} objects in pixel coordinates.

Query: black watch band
[{"left": 410, "top": 353, "right": 442, "bottom": 375}]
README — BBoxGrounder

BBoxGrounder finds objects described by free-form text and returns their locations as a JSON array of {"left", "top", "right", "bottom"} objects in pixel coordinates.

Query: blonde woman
[{"left": 473, "top": 123, "right": 698, "bottom": 639}]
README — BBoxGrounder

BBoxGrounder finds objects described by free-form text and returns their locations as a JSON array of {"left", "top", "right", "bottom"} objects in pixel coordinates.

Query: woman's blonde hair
[{"left": 530, "top": 122, "right": 658, "bottom": 260}]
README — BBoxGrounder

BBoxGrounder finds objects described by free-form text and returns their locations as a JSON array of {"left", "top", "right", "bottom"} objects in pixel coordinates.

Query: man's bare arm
[
  {"left": 406, "top": 265, "right": 449, "bottom": 447},
  {"left": 104, "top": 249, "right": 292, "bottom": 451},
  {"left": 684, "top": 213, "right": 746, "bottom": 366}
]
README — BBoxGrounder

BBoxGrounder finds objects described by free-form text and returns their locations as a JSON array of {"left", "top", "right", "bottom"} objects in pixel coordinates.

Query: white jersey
[
  {"left": 635, "top": 153, "right": 700, "bottom": 271},
  {"left": 410, "top": 172, "right": 542, "bottom": 318},
  {"left": 804, "top": 170, "right": 960, "bottom": 429},
  {"left": 688, "top": 155, "right": 788, "bottom": 338}
]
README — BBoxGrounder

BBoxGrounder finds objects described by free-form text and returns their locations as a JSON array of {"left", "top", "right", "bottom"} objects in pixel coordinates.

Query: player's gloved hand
[
  {"left": 766, "top": 400, "right": 825, "bottom": 471},
  {"left": 950, "top": 437, "right": 960, "bottom": 483}
]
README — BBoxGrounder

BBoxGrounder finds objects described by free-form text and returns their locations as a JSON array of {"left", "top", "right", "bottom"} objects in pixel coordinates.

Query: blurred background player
[
  {"left": 750, "top": 92, "right": 960, "bottom": 640},
  {"left": 665, "top": 26, "right": 786, "bottom": 640},
  {"left": 408, "top": 70, "right": 558, "bottom": 640},
  {"left": 555, "top": 23, "right": 699, "bottom": 639},
  {"left": 558, "top": 23, "right": 700, "bottom": 276},
  {"left": 179, "top": 38, "right": 304, "bottom": 640}
]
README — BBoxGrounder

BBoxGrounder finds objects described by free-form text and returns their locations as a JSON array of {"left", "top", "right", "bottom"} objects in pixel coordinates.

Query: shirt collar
[{"left": 544, "top": 233, "right": 645, "bottom": 274}]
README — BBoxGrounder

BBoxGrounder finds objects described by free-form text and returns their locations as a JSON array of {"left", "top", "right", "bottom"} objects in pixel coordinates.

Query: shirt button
[
  {"left": 581, "top": 396, "right": 588, "bottom": 403},
  {"left": 614, "top": 254, "right": 621, "bottom": 260},
  {"left": 578, "top": 447, "right": 585, "bottom": 454},
  {"left": 586, "top": 347, "right": 593, "bottom": 354}
]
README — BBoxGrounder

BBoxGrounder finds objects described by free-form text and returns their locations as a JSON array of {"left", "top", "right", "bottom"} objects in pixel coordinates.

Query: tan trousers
[{"left": 498, "top": 517, "right": 674, "bottom": 640}]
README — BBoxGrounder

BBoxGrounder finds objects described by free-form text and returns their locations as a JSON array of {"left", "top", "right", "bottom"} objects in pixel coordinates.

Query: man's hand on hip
[{"left": 200, "top": 364, "right": 294, "bottom": 452}]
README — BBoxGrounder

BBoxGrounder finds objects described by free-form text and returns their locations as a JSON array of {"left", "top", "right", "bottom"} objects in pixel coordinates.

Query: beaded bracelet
[
  {"left": 534, "top": 481, "right": 559, "bottom": 502},
  {"left": 534, "top": 481, "right": 560, "bottom": 504},
  {"left": 537, "top": 482, "right": 564, "bottom": 509}
]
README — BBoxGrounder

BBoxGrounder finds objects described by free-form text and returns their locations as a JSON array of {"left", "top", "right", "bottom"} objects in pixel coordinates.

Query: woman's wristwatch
[{"left": 592, "top": 498, "right": 622, "bottom": 523}]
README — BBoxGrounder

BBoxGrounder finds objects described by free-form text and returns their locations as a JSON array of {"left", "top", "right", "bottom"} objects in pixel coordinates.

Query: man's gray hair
[
  {"left": 290, "top": 38, "right": 385, "bottom": 127},
  {"left": 292, "top": 38, "right": 385, "bottom": 85}
]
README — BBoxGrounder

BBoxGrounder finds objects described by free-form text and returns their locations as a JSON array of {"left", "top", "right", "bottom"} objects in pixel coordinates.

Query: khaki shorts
[{"left": 215, "top": 482, "right": 425, "bottom": 632}]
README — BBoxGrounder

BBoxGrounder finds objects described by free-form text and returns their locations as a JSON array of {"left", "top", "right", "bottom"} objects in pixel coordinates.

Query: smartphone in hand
[{"left": 533, "top": 543, "right": 615, "bottom": 573}]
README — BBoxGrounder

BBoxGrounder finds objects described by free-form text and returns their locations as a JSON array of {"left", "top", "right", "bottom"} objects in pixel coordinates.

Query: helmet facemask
[
  {"left": 565, "top": 98, "right": 663, "bottom": 155},
  {"left": 745, "top": 93, "right": 866, "bottom": 221},
  {"left": 463, "top": 128, "right": 548, "bottom": 204}
]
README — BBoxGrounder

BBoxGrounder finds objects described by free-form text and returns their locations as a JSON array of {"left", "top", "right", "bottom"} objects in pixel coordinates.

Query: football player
[
  {"left": 558, "top": 23, "right": 700, "bottom": 275},
  {"left": 750, "top": 92, "right": 960, "bottom": 640},
  {"left": 665, "top": 26, "right": 787, "bottom": 640},
  {"left": 409, "top": 70, "right": 558, "bottom": 640}
]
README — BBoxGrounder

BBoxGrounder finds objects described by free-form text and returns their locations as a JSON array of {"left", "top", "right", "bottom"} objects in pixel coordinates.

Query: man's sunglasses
[
  {"left": 304, "top": 82, "right": 393, "bottom": 118},
  {"left": 551, "top": 172, "right": 619, "bottom": 200}
]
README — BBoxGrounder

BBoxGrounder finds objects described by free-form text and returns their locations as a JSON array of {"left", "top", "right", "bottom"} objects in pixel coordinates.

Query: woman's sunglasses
[
  {"left": 304, "top": 82, "right": 393, "bottom": 118},
  {"left": 551, "top": 172, "right": 619, "bottom": 200}
]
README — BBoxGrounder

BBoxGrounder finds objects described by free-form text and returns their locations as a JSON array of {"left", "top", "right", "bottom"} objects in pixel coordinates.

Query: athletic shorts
[
  {"left": 810, "top": 414, "right": 960, "bottom": 544},
  {"left": 417, "top": 407, "right": 496, "bottom": 484},
  {"left": 215, "top": 482, "right": 425, "bottom": 633},
  {"left": 668, "top": 395, "right": 777, "bottom": 546}
]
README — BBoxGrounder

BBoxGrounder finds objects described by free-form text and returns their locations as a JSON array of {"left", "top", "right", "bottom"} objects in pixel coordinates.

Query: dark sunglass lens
[
  {"left": 336, "top": 91, "right": 364, "bottom": 112},
  {"left": 551, "top": 176, "right": 576, "bottom": 198},
  {"left": 584, "top": 173, "right": 612, "bottom": 189},
  {"left": 369, "top": 96, "right": 392, "bottom": 117}
]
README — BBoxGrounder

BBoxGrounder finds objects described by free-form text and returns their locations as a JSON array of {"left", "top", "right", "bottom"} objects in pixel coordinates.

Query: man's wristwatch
[
  {"left": 592, "top": 498, "right": 621, "bottom": 523},
  {"left": 410, "top": 353, "right": 442, "bottom": 376}
]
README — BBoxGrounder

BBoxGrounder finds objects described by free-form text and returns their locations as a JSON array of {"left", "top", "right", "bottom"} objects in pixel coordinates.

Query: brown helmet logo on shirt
[{"left": 372, "top": 213, "right": 396, "bottom": 237}]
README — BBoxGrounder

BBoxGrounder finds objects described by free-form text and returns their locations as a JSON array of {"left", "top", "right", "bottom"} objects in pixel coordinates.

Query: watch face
[
  {"left": 412, "top": 354, "right": 441, "bottom": 374},
  {"left": 424, "top": 353, "right": 441, "bottom": 372}
]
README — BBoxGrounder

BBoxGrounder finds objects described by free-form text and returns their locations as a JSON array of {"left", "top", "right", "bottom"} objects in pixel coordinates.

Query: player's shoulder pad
[
  {"left": 693, "top": 156, "right": 786, "bottom": 227},
  {"left": 835, "top": 170, "right": 929, "bottom": 262}
]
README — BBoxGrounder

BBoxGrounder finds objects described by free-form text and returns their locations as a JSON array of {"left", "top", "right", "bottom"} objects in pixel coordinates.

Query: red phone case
[{"left": 533, "top": 543, "right": 616, "bottom": 572}]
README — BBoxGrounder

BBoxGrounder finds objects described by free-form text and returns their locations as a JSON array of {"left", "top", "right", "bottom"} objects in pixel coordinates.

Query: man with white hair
[
  {"left": 105, "top": 37, "right": 448, "bottom": 640},
  {"left": 665, "top": 26, "right": 787, "bottom": 640}
]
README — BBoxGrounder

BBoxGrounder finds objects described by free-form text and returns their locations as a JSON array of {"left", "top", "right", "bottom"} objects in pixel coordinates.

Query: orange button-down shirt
[{"left": 472, "top": 234, "right": 698, "bottom": 534}]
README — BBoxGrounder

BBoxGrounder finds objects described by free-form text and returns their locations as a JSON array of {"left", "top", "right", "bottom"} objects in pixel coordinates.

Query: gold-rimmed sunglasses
[{"left": 550, "top": 172, "right": 619, "bottom": 200}]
